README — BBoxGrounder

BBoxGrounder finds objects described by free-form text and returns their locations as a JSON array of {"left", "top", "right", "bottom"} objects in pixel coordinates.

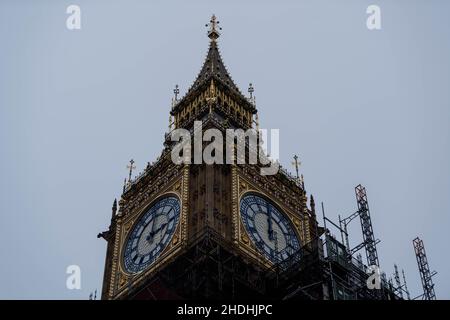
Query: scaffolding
[
  {"left": 393, "top": 264, "right": 403, "bottom": 299},
  {"left": 355, "top": 184, "right": 379, "bottom": 267},
  {"left": 402, "top": 269, "right": 411, "bottom": 300},
  {"left": 413, "top": 237, "right": 437, "bottom": 300},
  {"left": 117, "top": 185, "right": 432, "bottom": 301},
  {"left": 320, "top": 184, "right": 401, "bottom": 300}
]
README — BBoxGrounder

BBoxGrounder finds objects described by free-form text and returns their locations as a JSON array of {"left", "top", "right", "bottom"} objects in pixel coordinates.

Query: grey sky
[{"left": 0, "top": 0, "right": 449, "bottom": 299}]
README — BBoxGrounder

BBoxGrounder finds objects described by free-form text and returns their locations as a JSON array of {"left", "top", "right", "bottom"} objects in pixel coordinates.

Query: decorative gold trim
[
  {"left": 110, "top": 174, "right": 186, "bottom": 299},
  {"left": 108, "top": 217, "right": 121, "bottom": 299},
  {"left": 119, "top": 191, "right": 181, "bottom": 266},
  {"left": 181, "top": 165, "right": 189, "bottom": 243},
  {"left": 234, "top": 173, "right": 307, "bottom": 267},
  {"left": 231, "top": 165, "right": 238, "bottom": 244}
]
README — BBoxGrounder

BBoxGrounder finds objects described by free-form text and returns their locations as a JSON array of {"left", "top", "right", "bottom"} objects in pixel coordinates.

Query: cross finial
[
  {"left": 248, "top": 83, "right": 254, "bottom": 99},
  {"left": 173, "top": 84, "right": 179, "bottom": 100},
  {"left": 127, "top": 159, "right": 136, "bottom": 182},
  {"left": 291, "top": 154, "right": 301, "bottom": 179},
  {"left": 206, "top": 14, "right": 221, "bottom": 41}
]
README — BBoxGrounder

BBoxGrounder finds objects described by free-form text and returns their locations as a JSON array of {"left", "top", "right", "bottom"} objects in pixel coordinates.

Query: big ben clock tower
[{"left": 98, "top": 15, "right": 320, "bottom": 300}]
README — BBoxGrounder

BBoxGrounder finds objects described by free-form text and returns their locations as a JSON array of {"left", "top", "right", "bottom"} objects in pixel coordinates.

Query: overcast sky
[{"left": 1, "top": 0, "right": 449, "bottom": 299}]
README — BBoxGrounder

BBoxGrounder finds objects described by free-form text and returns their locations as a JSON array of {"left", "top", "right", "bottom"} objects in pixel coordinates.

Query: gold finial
[
  {"left": 127, "top": 159, "right": 136, "bottom": 182},
  {"left": 173, "top": 84, "right": 179, "bottom": 101},
  {"left": 206, "top": 14, "right": 221, "bottom": 41},
  {"left": 248, "top": 83, "right": 254, "bottom": 99},
  {"left": 171, "top": 84, "right": 179, "bottom": 110},
  {"left": 291, "top": 154, "right": 301, "bottom": 179},
  {"left": 248, "top": 83, "right": 256, "bottom": 106}
]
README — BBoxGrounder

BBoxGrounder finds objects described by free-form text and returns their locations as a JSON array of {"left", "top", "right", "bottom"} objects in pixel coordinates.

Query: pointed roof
[
  {"left": 172, "top": 15, "right": 255, "bottom": 113},
  {"left": 189, "top": 40, "right": 243, "bottom": 95}
]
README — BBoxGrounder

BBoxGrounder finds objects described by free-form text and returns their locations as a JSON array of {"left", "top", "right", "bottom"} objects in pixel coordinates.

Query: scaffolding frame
[
  {"left": 393, "top": 264, "right": 403, "bottom": 299},
  {"left": 116, "top": 184, "right": 417, "bottom": 301},
  {"left": 413, "top": 237, "right": 437, "bottom": 300},
  {"left": 355, "top": 184, "right": 379, "bottom": 267}
]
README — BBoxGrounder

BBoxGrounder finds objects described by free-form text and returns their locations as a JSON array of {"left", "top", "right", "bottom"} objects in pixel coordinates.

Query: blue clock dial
[
  {"left": 123, "top": 196, "right": 180, "bottom": 274},
  {"left": 240, "top": 193, "right": 301, "bottom": 263}
]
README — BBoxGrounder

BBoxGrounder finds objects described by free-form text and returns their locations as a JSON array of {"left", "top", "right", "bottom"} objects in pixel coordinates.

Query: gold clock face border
[
  {"left": 235, "top": 174, "right": 307, "bottom": 266},
  {"left": 111, "top": 168, "right": 189, "bottom": 299},
  {"left": 119, "top": 192, "right": 182, "bottom": 276}
]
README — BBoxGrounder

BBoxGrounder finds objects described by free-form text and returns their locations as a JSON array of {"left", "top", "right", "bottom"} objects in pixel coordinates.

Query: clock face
[
  {"left": 123, "top": 196, "right": 180, "bottom": 274},
  {"left": 240, "top": 193, "right": 301, "bottom": 263}
]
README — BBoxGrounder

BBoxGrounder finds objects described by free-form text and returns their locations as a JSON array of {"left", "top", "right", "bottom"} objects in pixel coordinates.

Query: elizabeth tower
[{"left": 98, "top": 16, "right": 320, "bottom": 300}]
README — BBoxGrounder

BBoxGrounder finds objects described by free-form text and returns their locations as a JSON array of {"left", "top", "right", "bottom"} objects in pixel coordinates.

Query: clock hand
[
  {"left": 146, "top": 215, "right": 158, "bottom": 243},
  {"left": 150, "top": 223, "right": 168, "bottom": 238},
  {"left": 148, "top": 217, "right": 173, "bottom": 239},
  {"left": 267, "top": 205, "right": 274, "bottom": 241},
  {"left": 147, "top": 218, "right": 155, "bottom": 232},
  {"left": 147, "top": 214, "right": 175, "bottom": 243},
  {"left": 151, "top": 214, "right": 158, "bottom": 232}
]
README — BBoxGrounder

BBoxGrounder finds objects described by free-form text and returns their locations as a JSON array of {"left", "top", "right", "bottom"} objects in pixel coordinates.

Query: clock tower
[{"left": 98, "top": 15, "right": 321, "bottom": 300}]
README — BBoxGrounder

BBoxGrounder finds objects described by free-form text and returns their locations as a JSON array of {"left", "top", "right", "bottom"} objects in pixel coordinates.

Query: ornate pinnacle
[
  {"left": 206, "top": 14, "right": 221, "bottom": 41},
  {"left": 112, "top": 198, "right": 117, "bottom": 219},
  {"left": 310, "top": 195, "right": 315, "bottom": 214},
  {"left": 248, "top": 83, "right": 254, "bottom": 99},
  {"left": 173, "top": 84, "right": 179, "bottom": 101},
  {"left": 291, "top": 154, "right": 301, "bottom": 179},
  {"left": 127, "top": 159, "right": 136, "bottom": 182},
  {"left": 248, "top": 83, "right": 256, "bottom": 106}
]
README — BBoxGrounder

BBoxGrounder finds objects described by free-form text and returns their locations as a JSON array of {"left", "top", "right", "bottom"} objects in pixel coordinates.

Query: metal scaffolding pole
[
  {"left": 413, "top": 237, "right": 437, "bottom": 300},
  {"left": 393, "top": 264, "right": 403, "bottom": 299},
  {"left": 402, "top": 269, "right": 411, "bottom": 300},
  {"left": 355, "top": 184, "right": 379, "bottom": 267}
]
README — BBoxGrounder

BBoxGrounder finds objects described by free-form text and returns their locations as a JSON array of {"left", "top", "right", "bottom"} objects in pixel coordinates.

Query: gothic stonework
[
  {"left": 107, "top": 173, "right": 186, "bottom": 299},
  {"left": 234, "top": 170, "right": 312, "bottom": 267},
  {"left": 99, "top": 16, "right": 320, "bottom": 300}
]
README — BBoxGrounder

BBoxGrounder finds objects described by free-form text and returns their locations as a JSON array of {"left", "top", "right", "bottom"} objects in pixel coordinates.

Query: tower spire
[
  {"left": 170, "top": 15, "right": 257, "bottom": 131},
  {"left": 173, "top": 15, "right": 255, "bottom": 115}
]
